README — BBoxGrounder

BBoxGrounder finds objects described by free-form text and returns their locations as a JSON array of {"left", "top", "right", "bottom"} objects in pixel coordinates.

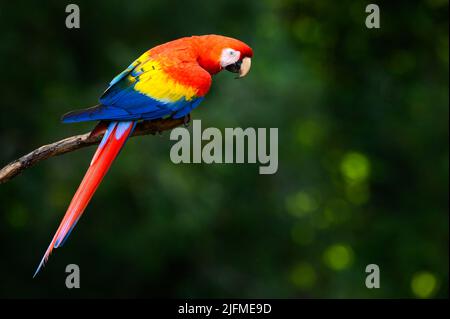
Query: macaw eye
[
  {"left": 220, "top": 48, "right": 241, "bottom": 68},
  {"left": 226, "top": 49, "right": 238, "bottom": 57}
]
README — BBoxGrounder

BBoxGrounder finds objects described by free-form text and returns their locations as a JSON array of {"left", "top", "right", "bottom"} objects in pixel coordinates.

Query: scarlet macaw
[{"left": 34, "top": 35, "right": 253, "bottom": 276}]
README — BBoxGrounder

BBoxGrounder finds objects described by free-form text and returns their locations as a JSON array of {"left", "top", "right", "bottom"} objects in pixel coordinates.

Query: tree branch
[{"left": 0, "top": 117, "right": 187, "bottom": 184}]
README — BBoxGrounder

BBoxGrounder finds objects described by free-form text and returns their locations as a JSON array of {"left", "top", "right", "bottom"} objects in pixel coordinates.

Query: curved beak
[
  {"left": 238, "top": 57, "right": 252, "bottom": 78},
  {"left": 225, "top": 57, "right": 252, "bottom": 78}
]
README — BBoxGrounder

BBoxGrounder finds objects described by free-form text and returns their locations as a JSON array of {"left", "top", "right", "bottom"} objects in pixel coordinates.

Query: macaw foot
[
  {"left": 89, "top": 121, "right": 109, "bottom": 139},
  {"left": 183, "top": 114, "right": 191, "bottom": 128}
]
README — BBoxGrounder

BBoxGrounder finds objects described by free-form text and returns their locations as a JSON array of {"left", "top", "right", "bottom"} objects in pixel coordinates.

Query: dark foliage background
[{"left": 0, "top": 0, "right": 448, "bottom": 298}]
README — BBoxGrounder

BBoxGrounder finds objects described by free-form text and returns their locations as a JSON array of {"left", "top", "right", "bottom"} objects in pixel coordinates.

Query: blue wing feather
[{"left": 62, "top": 60, "right": 204, "bottom": 123}]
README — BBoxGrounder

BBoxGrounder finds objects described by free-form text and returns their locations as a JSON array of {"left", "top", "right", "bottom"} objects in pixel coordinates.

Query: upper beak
[{"left": 238, "top": 57, "right": 252, "bottom": 78}]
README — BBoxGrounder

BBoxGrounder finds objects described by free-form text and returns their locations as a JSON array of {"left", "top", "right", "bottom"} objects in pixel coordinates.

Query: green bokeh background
[{"left": 0, "top": 0, "right": 448, "bottom": 298}]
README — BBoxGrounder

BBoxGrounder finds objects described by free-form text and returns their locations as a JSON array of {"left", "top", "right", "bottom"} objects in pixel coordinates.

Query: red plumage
[{"left": 33, "top": 122, "right": 134, "bottom": 277}]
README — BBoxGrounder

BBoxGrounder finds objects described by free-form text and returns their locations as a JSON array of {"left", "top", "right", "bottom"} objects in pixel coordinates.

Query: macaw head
[{"left": 194, "top": 35, "right": 253, "bottom": 78}]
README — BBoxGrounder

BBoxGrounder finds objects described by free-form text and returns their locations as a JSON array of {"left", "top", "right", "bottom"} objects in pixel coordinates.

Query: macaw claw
[{"left": 183, "top": 114, "right": 191, "bottom": 128}]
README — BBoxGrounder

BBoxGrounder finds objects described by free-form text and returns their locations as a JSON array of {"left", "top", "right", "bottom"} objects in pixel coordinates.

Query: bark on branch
[{"left": 0, "top": 117, "right": 187, "bottom": 184}]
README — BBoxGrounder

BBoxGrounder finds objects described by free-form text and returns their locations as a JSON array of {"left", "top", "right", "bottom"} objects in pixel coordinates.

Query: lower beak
[{"left": 238, "top": 57, "right": 252, "bottom": 78}]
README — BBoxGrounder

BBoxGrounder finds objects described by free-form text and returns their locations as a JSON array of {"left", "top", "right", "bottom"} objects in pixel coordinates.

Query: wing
[{"left": 62, "top": 53, "right": 211, "bottom": 123}]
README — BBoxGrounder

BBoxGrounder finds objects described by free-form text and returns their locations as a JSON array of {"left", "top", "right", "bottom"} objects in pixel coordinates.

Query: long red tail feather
[{"left": 33, "top": 121, "right": 135, "bottom": 277}]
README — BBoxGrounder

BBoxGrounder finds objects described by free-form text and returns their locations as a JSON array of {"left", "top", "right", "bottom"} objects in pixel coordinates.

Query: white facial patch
[{"left": 220, "top": 48, "right": 241, "bottom": 68}]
